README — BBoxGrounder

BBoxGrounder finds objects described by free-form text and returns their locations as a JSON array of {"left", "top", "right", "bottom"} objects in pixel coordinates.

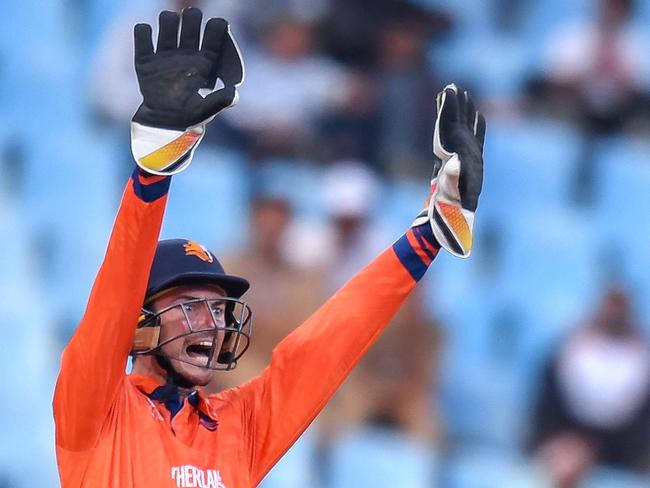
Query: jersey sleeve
[
  {"left": 52, "top": 169, "right": 171, "bottom": 451},
  {"left": 230, "top": 224, "right": 440, "bottom": 485}
]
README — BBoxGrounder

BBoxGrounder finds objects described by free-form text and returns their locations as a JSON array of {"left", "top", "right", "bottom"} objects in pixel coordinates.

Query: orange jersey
[{"left": 53, "top": 169, "right": 439, "bottom": 488}]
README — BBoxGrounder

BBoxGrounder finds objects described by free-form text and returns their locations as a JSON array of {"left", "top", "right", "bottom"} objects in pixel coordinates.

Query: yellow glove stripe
[
  {"left": 438, "top": 202, "right": 472, "bottom": 252},
  {"left": 138, "top": 131, "right": 201, "bottom": 172}
]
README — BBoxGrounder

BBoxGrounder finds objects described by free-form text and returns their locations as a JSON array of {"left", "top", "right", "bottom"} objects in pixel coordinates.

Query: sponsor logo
[
  {"left": 184, "top": 241, "right": 214, "bottom": 263},
  {"left": 171, "top": 465, "right": 226, "bottom": 488}
]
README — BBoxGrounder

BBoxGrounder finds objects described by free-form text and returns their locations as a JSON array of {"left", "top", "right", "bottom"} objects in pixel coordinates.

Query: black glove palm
[
  {"left": 412, "top": 84, "right": 486, "bottom": 258},
  {"left": 133, "top": 8, "right": 243, "bottom": 130},
  {"left": 434, "top": 86, "right": 486, "bottom": 213}
]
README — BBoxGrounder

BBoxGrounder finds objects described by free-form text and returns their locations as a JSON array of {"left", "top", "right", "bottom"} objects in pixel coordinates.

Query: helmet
[
  {"left": 132, "top": 239, "right": 252, "bottom": 371},
  {"left": 146, "top": 239, "right": 249, "bottom": 299}
]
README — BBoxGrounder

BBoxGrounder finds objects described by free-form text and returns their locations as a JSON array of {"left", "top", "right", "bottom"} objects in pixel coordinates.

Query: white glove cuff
[
  {"left": 429, "top": 197, "right": 475, "bottom": 258},
  {"left": 131, "top": 122, "right": 206, "bottom": 176}
]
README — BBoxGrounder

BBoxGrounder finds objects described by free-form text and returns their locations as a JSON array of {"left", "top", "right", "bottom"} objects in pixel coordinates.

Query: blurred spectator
[
  {"left": 320, "top": 293, "right": 444, "bottom": 443},
  {"left": 533, "top": 0, "right": 649, "bottom": 133},
  {"left": 209, "top": 180, "right": 326, "bottom": 488},
  {"left": 238, "top": 0, "right": 330, "bottom": 31},
  {"left": 213, "top": 170, "right": 325, "bottom": 391},
  {"left": 318, "top": 160, "right": 388, "bottom": 282},
  {"left": 319, "top": 0, "right": 451, "bottom": 69},
  {"left": 321, "top": 1, "right": 449, "bottom": 178},
  {"left": 90, "top": 0, "right": 237, "bottom": 126},
  {"left": 528, "top": 0, "right": 650, "bottom": 203},
  {"left": 530, "top": 286, "right": 650, "bottom": 487},
  {"left": 312, "top": 161, "right": 443, "bottom": 484},
  {"left": 88, "top": 0, "right": 247, "bottom": 181},
  {"left": 374, "top": 13, "right": 441, "bottom": 178},
  {"left": 317, "top": 71, "right": 380, "bottom": 164},
  {"left": 222, "top": 15, "right": 351, "bottom": 159}
]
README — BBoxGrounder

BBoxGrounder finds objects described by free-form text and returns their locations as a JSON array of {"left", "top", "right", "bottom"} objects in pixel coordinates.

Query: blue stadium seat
[
  {"left": 590, "top": 136, "right": 650, "bottom": 321},
  {"left": 259, "top": 427, "right": 319, "bottom": 488},
  {"left": 634, "top": 1, "right": 650, "bottom": 32},
  {"left": 497, "top": 207, "right": 601, "bottom": 328},
  {"left": 1, "top": 0, "right": 81, "bottom": 140},
  {"left": 431, "top": 28, "right": 534, "bottom": 99},
  {"left": 481, "top": 118, "right": 584, "bottom": 220},
  {"left": 521, "top": 0, "right": 601, "bottom": 76},
  {"left": 494, "top": 207, "right": 604, "bottom": 399},
  {"left": 380, "top": 177, "right": 427, "bottom": 236},
  {"left": 592, "top": 137, "right": 650, "bottom": 278},
  {"left": 328, "top": 427, "right": 439, "bottom": 488},
  {"left": 583, "top": 467, "right": 650, "bottom": 488},
  {"left": 441, "top": 448, "right": 547, "bottom": 488},
  {"left": 252, "top": 158, "right": 327, "bottom": 220},
  {"left": 160, "top": 149, "right": 249, "bottom": 253},
  {"left": 432, "top": 204, "right": 604, "bottom": 449},
  {"left": 0, "top": 205, "right": 59, "bottom": 487},
  {"left": 19, "top": 126, "right": 119, "bottom": 319}
]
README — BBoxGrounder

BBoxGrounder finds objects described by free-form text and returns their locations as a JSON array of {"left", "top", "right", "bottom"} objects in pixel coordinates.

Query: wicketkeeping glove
[
  {"left": 131, "top": 8, "right": 244, "bottom": 175},
  {"left": 412, "top": 84, "right": 486, "bottom": 258}
]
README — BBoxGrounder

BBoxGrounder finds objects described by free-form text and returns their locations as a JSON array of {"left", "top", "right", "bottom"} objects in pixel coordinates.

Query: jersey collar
[{"left": 129, "top": 374, "right": 219, "bottom": 421}]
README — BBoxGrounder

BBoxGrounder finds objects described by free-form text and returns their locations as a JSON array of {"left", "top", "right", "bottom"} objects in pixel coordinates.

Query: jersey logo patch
[{"left": 184, "top": 241, "right": 214, "bottom": 263}]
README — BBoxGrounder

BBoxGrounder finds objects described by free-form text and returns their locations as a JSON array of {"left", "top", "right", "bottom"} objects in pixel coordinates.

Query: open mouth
[{"left": 185, "top": 341, "right": 214, "bottom": 360}]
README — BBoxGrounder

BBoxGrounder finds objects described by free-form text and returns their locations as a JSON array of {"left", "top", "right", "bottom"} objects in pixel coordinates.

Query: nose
[{"left": 188, "top": 302, "right": 217, "bottom": 332}]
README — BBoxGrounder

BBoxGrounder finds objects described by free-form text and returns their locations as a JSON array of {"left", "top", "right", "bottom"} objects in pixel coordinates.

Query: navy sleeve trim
[
  {"left": 131, "top": 168, "right": 171, "bottom": 203},
  {"left": 392, "top": 227, "right": 440, "bottom": 282}
]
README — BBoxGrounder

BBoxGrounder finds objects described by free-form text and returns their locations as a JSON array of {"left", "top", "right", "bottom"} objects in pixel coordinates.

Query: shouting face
[{"left": 149, "top": 283, "right": 228, "bottom": 386}]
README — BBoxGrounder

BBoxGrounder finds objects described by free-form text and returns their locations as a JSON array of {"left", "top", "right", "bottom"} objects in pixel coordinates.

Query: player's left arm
[{"left": 224, "top": 84, "right": 485, "bottom": 484}]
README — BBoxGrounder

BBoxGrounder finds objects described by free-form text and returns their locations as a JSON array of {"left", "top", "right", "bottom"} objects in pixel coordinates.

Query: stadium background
[{"left": 1, "top": 0, "right": 650, "bottom": 486}]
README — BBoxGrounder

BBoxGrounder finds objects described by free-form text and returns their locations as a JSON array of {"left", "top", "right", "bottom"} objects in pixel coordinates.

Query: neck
[{"left": 131, "top": 355, "right": 195, "bottom": 398}]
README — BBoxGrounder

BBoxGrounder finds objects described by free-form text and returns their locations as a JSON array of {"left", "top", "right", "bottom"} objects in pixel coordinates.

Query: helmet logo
[{"left": 184, "top": 241, "right": 214, "bottom": 263}]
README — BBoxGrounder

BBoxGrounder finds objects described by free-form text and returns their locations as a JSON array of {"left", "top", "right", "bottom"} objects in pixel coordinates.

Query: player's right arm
[
  {"left": 53, "top": 171, "right": 171, "bottom": 451},
  {"left": 53, "top": 8, "right": 243, "bottom": 451}
]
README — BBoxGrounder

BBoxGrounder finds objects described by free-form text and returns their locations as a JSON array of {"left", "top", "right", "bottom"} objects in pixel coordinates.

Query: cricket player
[{"left": 53, "top": 8, "right": 486, "bottom": 488}]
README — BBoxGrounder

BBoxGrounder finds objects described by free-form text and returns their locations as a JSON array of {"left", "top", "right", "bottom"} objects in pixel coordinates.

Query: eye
[
  {"left": 182, "top": 303, "right": 194, "bottom": 312},
  {"left": 210, "top": 302, "right": 225, "bottom": 316}
]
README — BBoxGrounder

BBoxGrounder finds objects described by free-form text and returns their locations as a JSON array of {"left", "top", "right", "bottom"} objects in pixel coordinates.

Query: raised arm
[
  {"left": 53, "top": 8, "right": 243, "bottom": 451},
  {"left": 241, "top": 226, "right": 440, "bottom": 484},
  {"left": 53, "top": 172, "right": 171, "bottom": 450},
  {"left": 229, "top": 85, "right": 487, "bottom": 483}
]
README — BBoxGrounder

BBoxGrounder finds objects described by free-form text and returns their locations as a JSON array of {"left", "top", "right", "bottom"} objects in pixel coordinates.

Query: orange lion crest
[{"left": 183, "top": 241, "right": 214, "bottom": 263}]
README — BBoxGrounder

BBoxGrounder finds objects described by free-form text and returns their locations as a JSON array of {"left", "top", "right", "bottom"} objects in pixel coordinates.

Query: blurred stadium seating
[{"left": 1, "top": 0, "right": 650, "bottom": 486}]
